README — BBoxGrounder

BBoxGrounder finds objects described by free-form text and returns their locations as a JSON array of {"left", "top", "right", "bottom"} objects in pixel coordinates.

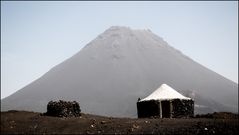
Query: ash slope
[{"left": 1, "top": 26, "right": 238, "bottom": 117}]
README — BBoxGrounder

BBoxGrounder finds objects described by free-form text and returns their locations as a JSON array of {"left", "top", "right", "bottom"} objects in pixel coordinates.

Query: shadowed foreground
[{"left": 1, "top": 110, "right": 238, "bottom": 135}]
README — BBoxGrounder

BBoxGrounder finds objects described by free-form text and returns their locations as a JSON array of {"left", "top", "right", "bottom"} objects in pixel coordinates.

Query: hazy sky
[{"left": 1, "top": 1, "right": 238, "bottom": 99}]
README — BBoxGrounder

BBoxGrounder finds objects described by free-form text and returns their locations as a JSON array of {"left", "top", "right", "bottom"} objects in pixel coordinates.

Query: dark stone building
[
  {"left": 137, "top": 84, "right": 194, "bottom": 118},
  {"left": 45, "top": 100, "right": 81, "bottom": 117}
]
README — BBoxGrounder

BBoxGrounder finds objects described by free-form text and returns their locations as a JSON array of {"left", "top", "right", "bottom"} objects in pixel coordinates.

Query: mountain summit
[{"left": 1, "top": 26, "right": 238, "bottom": 117}]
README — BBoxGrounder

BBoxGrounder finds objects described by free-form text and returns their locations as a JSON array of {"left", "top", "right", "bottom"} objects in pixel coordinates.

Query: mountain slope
[{"left": 1, "top": 26, "right": 238, "bottom": 117}]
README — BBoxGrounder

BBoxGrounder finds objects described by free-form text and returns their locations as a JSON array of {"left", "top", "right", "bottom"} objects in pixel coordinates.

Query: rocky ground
[{"left": 1, "top": 110, "right": 238, "bottom": 135}]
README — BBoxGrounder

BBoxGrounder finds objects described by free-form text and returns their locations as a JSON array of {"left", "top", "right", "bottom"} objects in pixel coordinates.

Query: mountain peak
[
  {"left": 107, "top": 26, "right": 152, "bottom": 33},
  {"left": 1, "top": 26, "right": 237, "bottom": 117},
  {"left": 108, "top": 26, "right": 130, "bottom": 30}
]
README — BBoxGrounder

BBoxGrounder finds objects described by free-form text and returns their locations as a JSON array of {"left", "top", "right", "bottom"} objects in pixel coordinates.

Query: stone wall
[
  {"left": 172, "top": 99, "right": 194, "bottom": 118},
  {"left": 45, "top": 100, "right": 81, "bottom": 117},
  {"left": 137, "top": 100, "right": 160, "bottom": 118}
]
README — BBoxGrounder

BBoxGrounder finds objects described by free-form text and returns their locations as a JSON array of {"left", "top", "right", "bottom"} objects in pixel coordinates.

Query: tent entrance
[{"left": 161, "top": 101, "right": 170, "bottom": 118}]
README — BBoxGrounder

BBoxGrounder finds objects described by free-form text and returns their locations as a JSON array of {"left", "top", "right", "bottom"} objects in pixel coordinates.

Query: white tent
[{"left": 140, "top": 84, "right": 191, "bottom": 102}]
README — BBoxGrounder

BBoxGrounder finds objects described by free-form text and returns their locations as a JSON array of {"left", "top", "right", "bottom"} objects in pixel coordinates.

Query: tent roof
[{"left": 140, "top": 84, "right": 191, "bottom": 102}]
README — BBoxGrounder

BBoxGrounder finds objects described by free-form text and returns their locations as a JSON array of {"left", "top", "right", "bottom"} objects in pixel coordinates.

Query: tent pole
[
  {"left": 170, "top": 100, "right": 173, "bottom": 118},
  {"left": 159, "top": 101, "right": 162, "bottom": 118}
]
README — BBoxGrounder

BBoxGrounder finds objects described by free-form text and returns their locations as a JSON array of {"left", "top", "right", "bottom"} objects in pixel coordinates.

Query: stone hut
[
  {"left": 45, "top": 100, "right": 81, "bottom": 117},
  {"left": 137, "top": 84, "right": 194, "bottom": 118}
]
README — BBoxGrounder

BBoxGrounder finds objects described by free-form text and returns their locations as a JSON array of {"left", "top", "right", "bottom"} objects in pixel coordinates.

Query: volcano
[{"left": 1, "top": 26, "right": 238, "bottom": 117}]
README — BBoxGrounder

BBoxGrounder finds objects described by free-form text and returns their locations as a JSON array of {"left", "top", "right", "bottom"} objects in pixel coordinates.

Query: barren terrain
[{"left": 1, "top": 110, "right": 238, "bottom": 135}]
